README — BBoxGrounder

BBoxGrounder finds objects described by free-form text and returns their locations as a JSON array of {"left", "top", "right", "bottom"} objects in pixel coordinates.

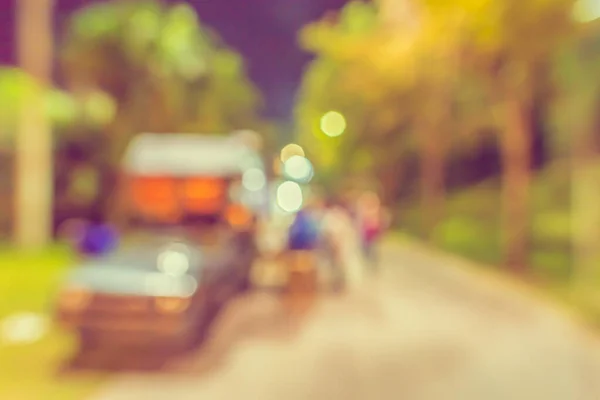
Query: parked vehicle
[
  {"left": 56, "top": 233, "right": 251, "bottom": 353},
  {"left": 55, "top": 132, "right": 267, "bottom": 354}
]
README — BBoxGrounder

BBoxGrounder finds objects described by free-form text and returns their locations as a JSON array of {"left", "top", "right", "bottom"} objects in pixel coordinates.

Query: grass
[
  {"left": 0, "top": 245, "right": 105, "bottom": 400},
  {"left": 397, "top": 162, "right": 600, "bottom": 328},
  {"left": 387, "top": 232, "right": 600, "bottom": 338},
  {"left": 399, "top": 162, "right": 573, "bottom": 280}
]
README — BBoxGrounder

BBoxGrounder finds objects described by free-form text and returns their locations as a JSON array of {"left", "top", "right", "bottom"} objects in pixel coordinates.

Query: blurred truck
[{"left": 55, "top": 132, "right": 269, "bottom": 353}]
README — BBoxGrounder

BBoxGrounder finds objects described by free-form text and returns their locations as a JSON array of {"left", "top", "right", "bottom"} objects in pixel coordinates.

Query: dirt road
[{"left": 90, "top": 239, "right": 600, "bottom": 400}]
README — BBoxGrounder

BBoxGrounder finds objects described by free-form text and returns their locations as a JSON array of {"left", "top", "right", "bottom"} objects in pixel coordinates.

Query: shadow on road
[
  {"left": 58, "top": 304, "right": 223, "bottom": 375},
  {"left": 167, "top": 291, "right": 314, "bottom": 376},
  {"left": 56, "top": 291, "right": 314, "bottom": 378}
]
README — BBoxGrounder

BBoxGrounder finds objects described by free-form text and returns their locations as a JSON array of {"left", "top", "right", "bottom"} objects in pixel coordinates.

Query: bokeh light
[
  {"left": 276, "top": 181, "right": 303, "bottom": 212},
  {"left": 283, "top": 155, "right": 313, "bottom": 183},
  {"left": 231, "top": 129, "right": 263, "bottom": 150},
  {"left": 573, "top": 0, "right": 600, "bottom": 21},
  {"left": 280, "top": 143, "right": 305, "bottom": 163},
  {"left": 157, "top": 242, "right": 190, "bottom": 276},
  {"left": 0, "top": 312, "right": 49, "bottom": 345},
  {"left": 320, "top": 111, "right": 346, "bottom": 137},
  {"left": 242, "top": 167, "right": 266, "bottom": 191}
]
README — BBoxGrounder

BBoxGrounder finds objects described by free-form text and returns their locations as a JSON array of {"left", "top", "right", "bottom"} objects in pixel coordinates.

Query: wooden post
[{"left": 15, "top": 0, "right": 55, "bottom": 248}]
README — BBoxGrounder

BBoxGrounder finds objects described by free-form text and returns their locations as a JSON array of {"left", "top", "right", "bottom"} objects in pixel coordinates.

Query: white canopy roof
[{"left": 122, "top": 133, "right": 263, "bottom": 177}]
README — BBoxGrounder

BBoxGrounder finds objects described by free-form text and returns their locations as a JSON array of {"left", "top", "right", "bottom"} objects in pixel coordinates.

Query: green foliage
[
  {"left": 399, "top": 161, "right": 577, "bottom": 279},
  {"left": 54, "top": 0, "right": 267, "bottom": 219},
  {"left": 295, "top": 0, "right": 598, "bottom": 274},
  {"left": 0, "top": 247, "right": 104, "bottom": 400},
  {"left": 295, "top": 1, "right": 418, "bottom": 189},
  {"left": 62, "top": 0, "right": 264, "bottom": 141},
  {"left": 0, "top": 68, "right": 83, "bottom": 142}
]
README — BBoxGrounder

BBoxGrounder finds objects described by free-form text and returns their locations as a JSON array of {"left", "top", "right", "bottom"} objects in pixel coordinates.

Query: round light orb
[
  {"left": 157, "top": 242, "right": 191, "bottom": 276},
  {"left": 276, "top": 181, "right": 303, "bottom": 213},
  {"left": 283, "top": 155, "right": 313, "bottom": 183},
  {"left": 320, "top": 111, "right": 346, "bottom": 137},
  {"left": 280, "top": 143, "right": 305, "bottom": 163},
  {"left": 242, "top": 167, "right": 266, "bottom": 191}
]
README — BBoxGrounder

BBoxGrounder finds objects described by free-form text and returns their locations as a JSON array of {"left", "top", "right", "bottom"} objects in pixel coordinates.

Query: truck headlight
[
  {"left": 225, "top": 204, "right": 253, "bottom": 230},
  {"left": 59, "top": 285, "right": 92, "bottom": 311},
  {"left": 154, "top": 296, "right": 191, "bottom": 314}
]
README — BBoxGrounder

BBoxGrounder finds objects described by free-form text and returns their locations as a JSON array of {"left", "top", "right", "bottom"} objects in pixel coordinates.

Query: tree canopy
[
  {"left": 61, "top": 0, "right": 266, "bottom": 155},
  {"left": 295, "top": 0, "right": 587, "bottom": 269}
]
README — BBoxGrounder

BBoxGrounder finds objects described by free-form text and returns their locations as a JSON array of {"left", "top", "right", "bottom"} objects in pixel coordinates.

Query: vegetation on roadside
[
  {"left": 399, "top": 161, "right": 574, "bottom": 280},
  {"left": 397, "top": 161, "right": 600, "bottom": 328},
  {"left": 293, "top": 0, "right": 600, "bottom": 298},
  {"left": 0, "top": 247, "right": 104, "bottom": 400},
  {"left": 4, "top": 0, "right": 275, "bottom": 244}
]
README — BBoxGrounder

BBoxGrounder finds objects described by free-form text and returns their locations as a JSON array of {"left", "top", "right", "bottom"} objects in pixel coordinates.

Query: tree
[
  {"left": 296, "top": 1, "right": 417, "bottom": 199},
  {"left": 0, "top": 68, "right": 81, "bottom": 137},
  {"left": 377, "top": 0, "right": 464, "bottom": 237},
  {"left": 414, "top": 0, "right": 577, "bottom": 272},
  {"left": 552, "top": 22, "right": 600, "bottom": 280},
  {"left": 15, "top": 0, "right": 54, "bottom": 249},
  {"left": 296, "top": 0, "right": 462, "bottom": 236},
  {"left": 297, "top": 0, "right": 578, "bottom": 270},
  {"left": 59, "top": 0, "right": 266, "bottom": 221},
  {"left": 0, "top": 67, "right": 118, "bottom": 234}
]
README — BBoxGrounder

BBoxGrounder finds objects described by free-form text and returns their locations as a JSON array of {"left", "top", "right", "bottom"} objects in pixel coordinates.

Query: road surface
[{"left": 90, "top": 239, "right": 600, "bottom": 400}]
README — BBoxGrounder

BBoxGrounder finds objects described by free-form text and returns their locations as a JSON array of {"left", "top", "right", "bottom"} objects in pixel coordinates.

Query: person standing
[
  {"left": 284, "top": 199, "right": 323, "bottom": 314},
  {"left": 320, "top": 197, "right": 364, "bottom": 290},
  {"left": 356, "top": 191, "right": 387, "bottom": 271},
  {"left": 76, "top": 213, "right": 119, "bottom": 258}
]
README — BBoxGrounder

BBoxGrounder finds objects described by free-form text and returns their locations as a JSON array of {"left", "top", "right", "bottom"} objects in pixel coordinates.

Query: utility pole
[{"left": 15, "top": 0, "right": 54, "bottom": 249}]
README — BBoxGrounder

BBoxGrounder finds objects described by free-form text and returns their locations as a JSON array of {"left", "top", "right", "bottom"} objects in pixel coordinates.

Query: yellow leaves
[
  {"left": 45, "top": 90, "right": 78, "bottom": 128},
  {"left": 69, "top": 2, "right": 122, "bottom": 40},
  {"left": 419, "top": 0, "right": 502, "bottom": 55},
  {"left": 297, "top": 21, "right": 327, "bottom": 53},
  {"left": 372, "top": 104, "right": 404, "bottom": 136},
  {"left": 417, "top": 0, "right": 575, "bottom": 63},
  {"left": 296, "top": 109, "right": 339, "bottom": 173},
  {"left": 299, "top": 21, "right": 373, "bottom": 63},
  {"left": 212, "top": 50, "right": 243, "bottom": 79},
  {"left": 299, "top": 1, "right": 377, "bottom": 62},
  {"left": 339, "top": 0, "right": 378, "bottom": 33},
  {"left": 573, "top": 0, "right": 600, "bottom": 22},
  {"left": 378, "top": 0, "right": 421, "bottom": 27},
  {"left": 295, "top": 0, "right": 581, "bottom": 191},
  {"left": 0, "top": 68, "right": 81, "bottom": 134},
  {"left": 124, "top": 3, "right": 162, "bottom": 59},
  {"left": 63, "top": 0, "right": 264, "bottom": 138},
  {"left": 81, "top": 90, "right": 116, "bottom": 127},
  {"left": 68, "top": 166, "right": 100, "bottom": 204}
]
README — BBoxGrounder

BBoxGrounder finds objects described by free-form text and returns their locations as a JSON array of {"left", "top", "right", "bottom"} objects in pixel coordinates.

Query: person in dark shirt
[
  {"left": 287, "top": 207, "right": 320, "bottom": 251},
  {"left": 77, "top": 215, "right": 119, "bottom": 257}
]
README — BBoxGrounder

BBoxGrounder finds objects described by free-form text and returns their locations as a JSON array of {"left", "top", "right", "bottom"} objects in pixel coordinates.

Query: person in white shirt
[{"left": 320, "top": 197, "right": 365, "bottom": 290}]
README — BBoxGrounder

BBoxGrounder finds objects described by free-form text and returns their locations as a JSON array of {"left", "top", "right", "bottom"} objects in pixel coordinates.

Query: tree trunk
[
  {"left": 15, "top": 0, "right": 54, "bottom": 249},
  {"left": 571, "top": 112, "right": 600, "bottom": 282},
  {"left": 571, "top": 155, "right": 600, "bottom": 282},
  {"left": 379, "top": 163, "right": 403, "bottom": 206},
  {"left": 419, "top": 125, "right": 446, "bottom": 242},
  {"left": 499, "top": 95, "right": 532, "bottom": 274},
  {"left": 562, "top": 53, "right": 600, "bottom": 283}
]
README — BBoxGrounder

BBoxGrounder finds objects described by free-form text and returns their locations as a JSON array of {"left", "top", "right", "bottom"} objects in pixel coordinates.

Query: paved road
[{"left": 90, "top": 239, "right": 600, "bottom": 400}]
